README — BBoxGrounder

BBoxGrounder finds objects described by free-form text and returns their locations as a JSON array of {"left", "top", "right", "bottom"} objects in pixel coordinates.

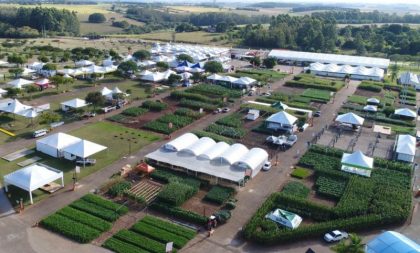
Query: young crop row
[
  {"left": 141, "top": 215, "right": 196, "bottom": 240},
  {"left": 144, "top": 113, "right": 196, "bottom": 134},
  {"left": 315, "top": 176, "right": 347, "bottom": 199},
  {"left": 131, "top": 221, "right": 189, "bottom": 249},
  {"left": 281, "top": 181, "right": 310, "bottom": 199},
  {"left": 186, "top": 83, "right": 241, "bottom": 98},
  {"left": 205, "top": 123, "right": 245, "bottom": 139}
]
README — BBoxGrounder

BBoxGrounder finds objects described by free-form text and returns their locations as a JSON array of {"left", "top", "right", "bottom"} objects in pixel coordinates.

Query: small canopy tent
[
  {"left": 61, "top": 98, "right": 89, "bottom": 111},
  {"left": 0, "top": 99, "right": 32, "bottom": 114},
  {"left": 367, "top": 97, "right": 380, "bottom": 104},
  {"left": 394, "top": 108, "right": 416, "bottom": 119},
  {"left": 101, "top": 87, "right": 113, "bottom": 97},
  {"left": 7, "top": 78, "right": 34, "bottom": 89},
  {"left": 366, "top": 231, "right": 420, "bottom": 253},
  {"left": 265, "top": 208, "right": 302, "bottom": 229},
  {"left": 3, "top": 163, "right": 64, "bottom": 204},
  {"left": 341, "top": 150, "right": 374, "bottom": 177},
  {"left": 35, "top": 78, "right": 51, "bottom": 89},
  {"left": 36, "top": 133, "right": 82, "bottom": 158},
  {"left": 265, "top": 111, "right": 298, "bottom": 132},
  {"left": 395, "top": 134, "right": 416, "bottom": 163},
  {"left": 336, "top": 112, "right": 364, "bottom": 126},
  {"left": 141, "top": 72, "right": 164, "bottom": 82},
  {"left": 62, "top": 140, "right": 107, "bottom": 161},
  {"left": 363, "top": 105, "right": 378, "bottom": 112}
]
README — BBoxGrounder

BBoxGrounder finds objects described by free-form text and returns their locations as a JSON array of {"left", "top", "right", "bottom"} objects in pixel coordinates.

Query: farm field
[
  {"left": 126, "top": 31, "right": 229, "bottom": 45},
  {"left": 1, "top": 121, "right": 159, "bottom": 205},
  {"left": 166, "top": 5, "right": 290, "bottom": 16}
]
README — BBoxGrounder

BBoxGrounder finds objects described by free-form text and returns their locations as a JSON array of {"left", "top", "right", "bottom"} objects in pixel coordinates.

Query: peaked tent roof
[
  {"left": 36, "top": 132, "right": 81, "bottom": 150},
  {"left": 341, "top": 151, "right": 374, "bottom": 169},
  {"left": 3, "top": 163, "right": 63, "bottom": 192},
  {"left": 395, "top": 108, "right": 416, "bottom": 118},
  {"left": 0, "top": 99, "right": 32, "bottom": 114},
  {"left": 366, "top": 231, "right": 420, "bottom": 253},
  {"left": 207, "top": 74, "right": 223, "bottom": 81},
  {"left": 399, "top": 72, "right": 420, "bottom": 85},
  {"left": 101, "top": 87, "right": 113, "bottom": 96},
  {"left": 61, "top": 98, "right": 89, "bottom": 109},
  {"left": 396, "top": 135, "right": 416, "bottom": 155},
  {"left": 112, "top": 87, "right": 123, "bottom": 94},
  {"left": 62, "top": 139, "right": 107, "bottom": 158},
  {"left": 363, "top": 105, "right": 378, "bottom": 112},
  {"left": 17, "top": 108, "right": 39, "bottom": 118},
  {"left": 336, "top": 112, "right": 364, "bottom": 125},
  {"left": 367, "top": 97, "right": 380, "bottom": 104},
  {"left": 266, "top": 111, "right": 298, "bottom": 125},
  {"left": 7, "top": 78, "right": 34, "bottom": 88}
]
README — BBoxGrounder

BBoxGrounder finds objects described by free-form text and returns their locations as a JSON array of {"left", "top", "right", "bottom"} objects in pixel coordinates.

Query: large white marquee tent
[
  {"left": 146, "top": 133, "right": 269, "bottom": 184},
  {"left": 3, "top": 163, "right": 64, "bottom": 204},
  {"left": 268, "top": 50, "right": 390, "bottom": 69},
  {"left": 309, "top": 62, "right": 384, "bottom": 81}
]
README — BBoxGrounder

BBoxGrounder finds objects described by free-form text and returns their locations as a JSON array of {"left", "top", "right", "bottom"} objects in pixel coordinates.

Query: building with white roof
[
  {"left": 3, "top": 163, "right": 64, "bottom": 204},
  {"left": 395, "top": 108, "right": 416, "bottom": 119},
  {"left": 336, "top": 112, "right": 365, "bottom": 126},
  {"left": 399, "top": 72, "right": 420, "bottom": 90},
  {"left": 268, "top": 50, "right": 390, "bottom": 69},
  {"left": 146, "top": 133, "right": 268, "bottom": 185},
  {"left": 308, "top": 62, "right": 384, "bottom": 81},
  {"left": 7, "top": 78, "right": 34, "bottom": 89},
  {"left": 395, "top": 134, "right": 416, "bottom": 163}
]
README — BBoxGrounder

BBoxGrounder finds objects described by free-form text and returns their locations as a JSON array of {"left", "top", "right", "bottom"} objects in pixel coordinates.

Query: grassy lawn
[
  {"left": 2, "top": 121, "right": 160, "bottom": 206},
  {"left": 232, "top": 69, "right": 288, "bottom": 83},
  {"left": 125, "top": 31, "right": 226, "bottom": 45},
  {"left": 0, "top": 3, "right": 112, "bottom": 14},
  {"left": 347, "top": 95, "right": 368, "bottom": 105}
]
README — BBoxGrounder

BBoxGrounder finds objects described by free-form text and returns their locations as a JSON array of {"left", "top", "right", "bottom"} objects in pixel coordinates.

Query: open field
[
  {"left": 120, "top": 31, "right": 229, "bottom": 45},
  {"left": 166, "top": 5, "right": 289, "bottom": 16},
  {"left": 0, "top": 3, "right": 112, "bottom": 14}
]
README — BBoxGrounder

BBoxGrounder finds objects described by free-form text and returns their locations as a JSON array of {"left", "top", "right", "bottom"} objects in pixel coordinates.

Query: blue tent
[
  {"left": 366, "top": 231, "right": 420, "bottom": 253},
  {"left": 177, "top": 60, "right": 193, "bottom": 67}
]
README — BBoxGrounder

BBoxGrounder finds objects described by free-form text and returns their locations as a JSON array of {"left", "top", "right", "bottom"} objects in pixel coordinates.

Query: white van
[{"left": 33, "top": 129, "right": 48, "bottom": 138}]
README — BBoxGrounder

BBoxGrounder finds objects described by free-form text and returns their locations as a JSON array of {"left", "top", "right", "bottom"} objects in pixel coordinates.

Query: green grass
[
  {"left": 232, "top": 69, "right": 288, "bottom": 83},
  {"left": 281, "top": 181, "right": 310, "bottom": 199},
  {"left": 291, "top": 167, "right": 312, "bottom": 179},
  {"left": 2, "top": 121, "right": 160, "bottom": 206},
  {"left": 128, "top": 31, "right": 225, "bottom": 45},
  {"left": 347, "top": 95, "right": 368, "bottom": 105}
]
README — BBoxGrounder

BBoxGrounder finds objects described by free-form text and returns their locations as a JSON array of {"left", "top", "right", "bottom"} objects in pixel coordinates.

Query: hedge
[
  {"left": 113, "top": 230, "right": 167, "bottom": 253},
  {"left": 103, "top": 238, "right": 149, "bottom": 253},
  {"left": 157, "top": 181, "right": 198, "bottom": 206},
  {"left": 41, "top": 214, "right": 102, "bottom": 243},
  {"left": 57, "top": 206, "right": 112, "bottom": 232},
  {"left": 122, "top": 107, "right": 148, "bottom": 117},
  {"left": 108, "top": 181, "right": 131, "bottom": 197},
  {"left": 70, "top": 199, "right": 120, "bottom": 222},
  {"left": 141, "top": 100, "right": 168, "bottom": 111},
  {"left": 131, "top": 221, "right": 189, "bottom": 249},
  {"left": 204, "top": 185, "right": 235, "bottom": 204},
  {"left": 81, "top": 194, "right": 128, "bottom": 216},
  {"left": 150, "top": 202, "right": 207, "bottom": 225},
  {"left": 142, "top": 215, "right": 196, "bottom": 240}
]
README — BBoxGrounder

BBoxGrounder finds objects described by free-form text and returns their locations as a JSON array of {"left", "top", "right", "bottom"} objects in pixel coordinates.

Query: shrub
[
  {"left": 225, "top": 201, "right": 237, "bottom": 210},
  {"left": 157, "top": 182, "right": 198, "bottom": 206},
  {"left": 213, "top": 210, "right": 231, "bottom": 224},
  {"left": 41, "top": 214, "right": 102, "bottom": 243},
  {"left": 281, "top": 182, "right": 310, "bottom": 199},
  {"left": 122, "top": 107, "right": 148, "bottom": 117},
  {"left": 142, "top": 100, "right": 168, "bottom": 111},
  {"left": 57, "top": 206, "right": 112, "bottom": 232},
  {"left": 291, "top": 167, "right": 312, "bottom": 179},
  {"left": 204, "top": 185, "right": 235, "bottom": 204},
  {"left": 131, "top": 221, "right": 189, "bottom": 249},
  {"left": 108, "top": 181, "right": 131, "bottom": 197}
]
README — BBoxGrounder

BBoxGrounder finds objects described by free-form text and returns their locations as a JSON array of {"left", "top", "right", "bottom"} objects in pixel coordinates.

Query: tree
[
  {"left": 132, "top": 50, "right": 150, "bottom": 61},
  {"left": 331, "top": 234, "right": 364, "bottom": 253},
  {"left": 167, "top": 74, "right": 182, "bottom": 85},
  {"left": 42, "top": 63, "right": 57, "bottom": 71},
  {"left": 88, "top": 13, "right": 106, "bottom": 23},
  {"left": 8, "top": 54, "right": 26, "bottom": 67},
  {"left": 216, "top": 22, "right": 229, "bottom": 33},
  {"left": 6, "top": 88, "right": 21, "bottom": 98},
  {"left": 8, "top": 68, "right": 23, "bottom": 78},
  {"left": 39, "top": 112, "right": 61, "bottom": 124},
  {"left": 38, "top": 54, "right": 49, "bottom": 63},
  {"left": 117, "top": 61, "right": 138, "bottom": 77},
  {"left": 156, "top": 61, "right": 169, "bottom": 71},
  {"left": 263, "top": 57, "right": 277, "bottom": 69},
  {"left": 250, "top": 56, "right": 261, "bottom": 67},
  {"left": 177, "top": 54, "right": 193, "bottom": 63},
  {"left": 85, "top": 92, "right": 105, "bottom": 111},
  {"left": 26, "top": 85, "right": 38, "bottom": 100},
  {"left": 204, "top": 61, "right": 223, "bottom": 73},
  {"left": 390, "top": 63, "right": 400, "bottom": 82},
  {"left": 50, "top": 75, "right": 68, "bottom": 91},
  {"left": 192, "top": 72, "right": 202, "bottom": 83}
]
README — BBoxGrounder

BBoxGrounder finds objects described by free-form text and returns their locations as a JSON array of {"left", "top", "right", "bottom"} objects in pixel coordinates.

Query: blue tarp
[
  {"left": 177, "top": 60, "right": 193, "bottom": 67},
  {"left": 366, "top": 231, "right": 420, "bottom": 253}
]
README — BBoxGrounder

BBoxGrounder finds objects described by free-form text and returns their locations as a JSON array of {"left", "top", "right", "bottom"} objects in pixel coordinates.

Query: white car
[
  {"left": 324, "top": 230, "right": 348, "bottom": 242},
  {"left": 262, "top": 161, "right": 272, "bottom": 171}
]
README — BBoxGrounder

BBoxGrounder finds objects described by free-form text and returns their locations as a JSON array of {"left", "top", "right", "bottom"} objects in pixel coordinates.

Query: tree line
[
  {"left": 0, "top": 7, "right": 79, "bottom": 38},
  {"left": 312, "top": 10, "right": 420, "bottom": 24}
]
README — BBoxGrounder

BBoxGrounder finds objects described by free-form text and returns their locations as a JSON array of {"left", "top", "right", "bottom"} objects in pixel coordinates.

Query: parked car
[
  {"left": 222, "top": 107, "right": 230, "bottom": 113},
  {"left": 285, "top": 135, "right": 298, "bottom": 146},
  {"left": 261, "top": 92, "right": 271, "bottom": 97},
  {"left": 262, "top": 161, "right": 272, "bottom": 171},
  {"left": 33, "top": 129, "right": 48, "bottom": 138},
  {"left": 324, "top": 230, "right": 348, "bottom": 242},
  {"left": 314, "top": 111, "right": 321, "bottom": 117},
  {"left": 213, "top": 108, "right": 222, "bottom": 114}
]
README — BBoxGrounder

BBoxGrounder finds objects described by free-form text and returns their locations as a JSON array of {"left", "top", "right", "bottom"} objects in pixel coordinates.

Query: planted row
[
  {"left": 142, "top": 215, "right": 196, "bottom": 240},
  {"left": 81, "top": 194, "right": 129, "bottom": 216},
  {"left": 131, "top": 221, "right": 189, "bottom": 249},
  {"left": 150, "top": 201, "right": 208, "bottom": 225},
  {"left": 57, "top": 206, "right": 112, "bottom": 232},
  {"left": 70, "top": 199, "right": 120, "bottom": 222},
  {"left": 204, "top": 185, "right": 235, "bottom": 204},
  {"left": 205, "top": 124, "right": 245, "bottom": 139}
]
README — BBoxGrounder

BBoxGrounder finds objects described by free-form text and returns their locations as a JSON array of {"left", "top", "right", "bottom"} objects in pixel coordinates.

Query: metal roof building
[{"left": 268, "top": 50, "right": 390, "bottom": 69}]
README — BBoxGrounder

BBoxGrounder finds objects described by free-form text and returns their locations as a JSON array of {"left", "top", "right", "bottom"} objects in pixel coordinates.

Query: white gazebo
[
  {"left": 3, "top": 163, "right": 64, "bottom": 204},
  {"left": 394, "top": 108, "right": 416, "bottom": 119},
  {"left": 61, "top": 98, "right": 89, "bottom": 111},
  {"left": 336, "top": 112, "right": 364, "bottom": 126},
  {"left": 0, "top": 99, "right": 32, "bottom": 114},
  {"left": 265, "top": 208, "right": 302, "bottom": 229},
  {"left": 265, "top": 111, "right": 298, "bottom": 132},
  {"left": 395, "top": 135, "right": 416, "bottom": 163},
  {"left": 7, "top": 78, "right": 34, "bottom": 89},
  {"left": 341, "top": 151, "right": 374, "bottom": 177},
  {"left": 62, "top": 140, "right": 107, "bottom": 161},
  {"left": 367, "top": 97, "right": 380, "bottom": 105}
]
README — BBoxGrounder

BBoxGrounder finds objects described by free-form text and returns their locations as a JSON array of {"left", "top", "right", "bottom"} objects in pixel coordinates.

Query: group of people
[{"left": 206, "top": 215, "right": 218, "bottom": 236}]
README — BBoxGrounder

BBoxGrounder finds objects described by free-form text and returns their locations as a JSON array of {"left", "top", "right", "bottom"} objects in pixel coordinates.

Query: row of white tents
[
  {"left": 308, "top": 62, "right": 385, "bottom": 81},
  {"left": 207, "top": 74, "right": 257, "bottom": 89},
  {"left": 57, "top": 65, "right": 118, "bottom": 77},
  {"left": 151, "top": 43, "right": 230, "bottom": 63}
]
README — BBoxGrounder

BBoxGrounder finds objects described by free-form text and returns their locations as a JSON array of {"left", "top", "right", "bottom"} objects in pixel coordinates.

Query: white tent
[
  {"left": 363, "top": 105, "right": 378, "bottom": 112},
  {"left": 17, "top": 108, "right": 39, "bottom": 119},
  {"left": 399, "top": 72, "right": 420, "bottom": 90},
  {"left": 36, "top": 133, "right": 82, "bottom": 158},
  {"left": 22, "top": 68, "right": 36, "bottom": 76},
  {"left": 61, "top": 98, "right": 89, "bottom": 111},
  {"left": 101, "top": 87, "right": 113, "bottom": 97},
  {"left": 7, "top": 78, "right": 34, "bottom": 89},
  {"left": 367, "top": 98, "right": 380, "bottom": 104},
  {"left": 75, "top": 59, "right": 94, "bottom": 67},
  {"left": 336, "top": 112, "right": 364, "bottom": 126},
  {"left": 341, "top": 151, "right": 374, "bottom": 177},
  {"left": 0, "top": 99, "right": 32, "bottom": 114},
  {"left": 141, "top": 72, "right": 164, "bottom": 82},
  {"left": 394, "top": 108, "right": 416, "bottom": 119},
  {"left": 207, "top": 74, "right": 223, "bottom": 81},
  {"left": 103, "top": 58, "right": 114, "bottom": 67},
  {"left": 28, "top": 62, "right": 45, "bottom": 71},
  {"left": 266, "top": 111, "right": 298, "bottom": 132},
  {"left": 176, "top": 66, "right": 193, "bottom": 72},
  {"left": 265, "top": 208, "right": 302, "bottom": 229},
  {"left": 308, "top": 62, "right": 385, "bottom": 80},
  {"left": 395, "top": 135, "right": 416, "bottom": 163},
  {"left": 3, "top": 163, "right": 64, "bottom": 204},
  {"left": 140, "top": 70, "right": 153, "bottom": 76},
  {"left": 221, "top": 76, "right": 238, "bottom": 83},
  {"left": 63, "top": 140, "right": 107, "bottom": 160},
  {"left": 112, "top": 87, "right": 123, "bottom": 94},
  {"left": 0, "top": 88, "right": 7, "bottom": 97},
  {"left": 190, "top": 67, "right": 205, "bottom": 73},
  {"left": 138, "top": 60, "right": 156, "bottom": 67}
]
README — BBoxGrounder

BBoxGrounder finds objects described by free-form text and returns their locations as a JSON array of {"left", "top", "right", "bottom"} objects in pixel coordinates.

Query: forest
[
  {"left": 312, "top": 10, "right": 420, "bottom": 24},
  {"left": 0, "top": 7, "right": 79, "bottom": 37}
]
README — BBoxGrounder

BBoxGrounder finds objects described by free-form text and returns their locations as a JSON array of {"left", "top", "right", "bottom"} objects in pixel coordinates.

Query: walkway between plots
[{"left": 0, "top": 189, "right": 15, "bottom": 218}]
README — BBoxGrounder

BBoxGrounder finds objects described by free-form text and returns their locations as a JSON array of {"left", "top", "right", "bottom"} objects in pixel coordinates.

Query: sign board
[
  {"left": 199, "top": 108, "right": 203, "bottom": 114},
  {"left": 75, "top": 166, "right": 80, "bottom": 174},
  {"left": 165, "top": 242, "right": 173, "bottom": 253},
  {"left": 168, "top": 122, "right": 173, "bottom": 129}
]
